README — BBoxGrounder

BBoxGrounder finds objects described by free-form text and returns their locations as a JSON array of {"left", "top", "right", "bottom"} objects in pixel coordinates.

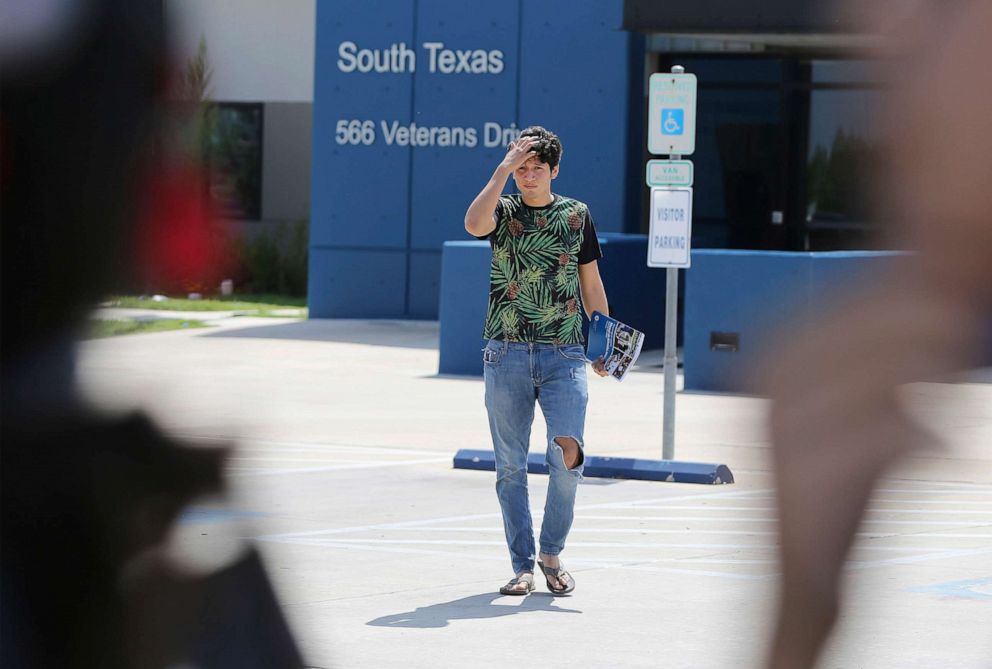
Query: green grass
[
  {"left": 105, "top": 294, "right": 307, "bottom": 317},
  {"left": 88, "top": 319, "right": 211, "bottom": 339}
]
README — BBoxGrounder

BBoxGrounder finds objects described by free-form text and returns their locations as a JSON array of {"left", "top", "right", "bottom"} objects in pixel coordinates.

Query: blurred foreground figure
[
  {"left": 764, "top": 2, "right": 992, "bottom": 667},
  {"left": 1, "top": 1, "right": 303, "bottom": 666}
]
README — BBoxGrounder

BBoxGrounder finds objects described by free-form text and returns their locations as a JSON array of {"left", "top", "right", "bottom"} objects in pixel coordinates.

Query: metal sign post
[
  {"left": 662, "top": 166, "right": 681, "bottom": 461},
  {"left": 663, "top": 270, "right": 678, "bottom": 460},
  {"left": 648, "top": 65, "right": 696, "bottom": 461},
  {"left": 650, "top": 177, "right": 692, "bottom": 461}
]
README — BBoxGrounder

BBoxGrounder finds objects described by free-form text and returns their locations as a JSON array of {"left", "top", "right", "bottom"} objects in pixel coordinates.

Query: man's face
[{"left": 513, "top": 155, "right": 558, "bottom": 196}]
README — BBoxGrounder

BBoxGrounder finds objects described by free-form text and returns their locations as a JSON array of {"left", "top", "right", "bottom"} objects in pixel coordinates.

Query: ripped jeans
[{"left": 483, "top": 339, "right": 587, "bottom": 575}]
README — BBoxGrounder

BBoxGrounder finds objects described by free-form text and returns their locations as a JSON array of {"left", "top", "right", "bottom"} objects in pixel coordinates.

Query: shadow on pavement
[
  {"left": 366, "top": 591, "right": 582, "bottom": 628},
  {"left": 200, "top": 319, "right": 439, "bottom": 350}
]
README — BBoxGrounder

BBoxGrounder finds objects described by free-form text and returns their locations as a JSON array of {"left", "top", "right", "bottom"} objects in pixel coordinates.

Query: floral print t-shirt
[{"left": 477, "top": 193, "right": 602, "bottom": 344}]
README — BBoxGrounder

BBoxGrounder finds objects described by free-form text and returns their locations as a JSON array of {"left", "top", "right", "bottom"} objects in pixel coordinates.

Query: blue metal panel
[
  {"left": 307, "top": 248, "right": 407, "bottom": 318},
  {"left": 810, "top": 251, "right": 904, "bottom": 298},
  {"left": 409, "top": 0, "right": 520, "bottom": 251},
  {"left": 311, "top": 1, "right": 415, "bottom": 250},
  {"left": 453, "top": 449, "right": 734, "bottom": 484},
  {"left": 408, "top": 250, "right": 442, "bottom": 319},
  {"left": 518, "top": 0, "right": 631, "bottom": 233},
  {"left": 309, "top": 0, "right": 639, "bottom": 318},
  {"left": 683, "top": 250, "right": 810, "bottom": 392},
  {"left": 683, "top": 250, "right": 908, "bottom": 393}
]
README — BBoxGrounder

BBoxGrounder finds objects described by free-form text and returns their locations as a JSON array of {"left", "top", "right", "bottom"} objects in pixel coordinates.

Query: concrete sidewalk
[{"left": 76, "top": 317, "right": 992, "bottom": 668}]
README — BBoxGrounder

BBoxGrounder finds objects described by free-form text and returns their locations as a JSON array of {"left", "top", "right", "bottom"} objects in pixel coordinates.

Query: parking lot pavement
[{"left": 77, "top": 317, "right": 992, "bottom": 668}]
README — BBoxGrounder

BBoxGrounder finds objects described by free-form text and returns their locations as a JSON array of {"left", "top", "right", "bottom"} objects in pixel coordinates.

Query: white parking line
[
  {"left": 231, "top": 457, "right": 418, "bottom": 463},
  {"left": 291, "top": 542, "right": 771, "bottom": 581},
  {"left": 258, "top": 510, "right": 512, "bottom": 541},
  {"left": 575, "top": 515, "right": 986, "bottom": 526},
  {"left": 256, "top": 488, "right": 775, "bottom": 541},
  {"left": 850, "top": 546, "right": 992, "bottom": 568},
  {"left": 387, "top": 526, "right": 781, "bottom": 537},
  {"left": 624, "top": 565, "right": 773, "bottom": 582},
  {"left": 289, "top": 538, "right": 970, "bottom": 553},
  {"left": 865, "top": 508, "right": 992, "bottom": 516},
  {"left": 364, "top": 526, "right": 992, "bottom": 540},
  {"left": 584, "top": 488, "right": 775, "bottom": 510},
  {"left": 876, "top": 482, "right": 992, "bottom": 493},
  {"left": 893, "top": 532, "right": 992, "bottom": 538},
  {"left": 183, "top": 434, "right": 454, "bottom": 457},
  {"left": 865, "top": 499, "right": 992, "bottom": 506},
  {"left": 313, "top": 541, "right": 510, "bottom": 563},
  {"left": 629, "top": 505, "right": 992, "bottom": 515},
  {"left": 255, "top": 480, "right": 991, "bottom": 582},
  {"left": 228, "top": 457, "right": 451, "bottom": 477}
]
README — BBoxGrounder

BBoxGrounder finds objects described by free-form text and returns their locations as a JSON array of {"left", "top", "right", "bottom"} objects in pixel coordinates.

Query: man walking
[{"left": 464, "top": 126, "right": 609, "bottom": 596}]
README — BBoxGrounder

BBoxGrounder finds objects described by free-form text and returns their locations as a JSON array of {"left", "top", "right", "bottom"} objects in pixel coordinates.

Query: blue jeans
[{"left": 483, "top": 339, "right": 587, "bottom": 575}]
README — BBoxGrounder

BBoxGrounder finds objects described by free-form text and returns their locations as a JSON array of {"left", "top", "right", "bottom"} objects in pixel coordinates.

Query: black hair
[{"left": 517, "top": 126, "right": 562, "bottom": 169}]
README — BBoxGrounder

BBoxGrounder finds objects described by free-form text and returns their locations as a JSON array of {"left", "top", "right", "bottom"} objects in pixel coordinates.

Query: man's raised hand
[{"left": 501, "top": 137, "right": 537, "bottom": 171}]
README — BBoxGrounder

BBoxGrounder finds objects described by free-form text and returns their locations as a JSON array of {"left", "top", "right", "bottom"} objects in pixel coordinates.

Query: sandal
[
  {"left": 537, "top": 560, "right": 575, "bottom": 595},
  {"left": 499, "top": 572, "right": 535, "bottom": 596}
]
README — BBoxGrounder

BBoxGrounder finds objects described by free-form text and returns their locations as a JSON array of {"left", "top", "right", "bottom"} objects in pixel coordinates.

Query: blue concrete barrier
[
  {"left": 437, "top": 241, "right": 491, "bottom": 376},
  {"left": 453, "top": 449, "right": 734, "bottom": 484},
  {"left": 438, "top": 233, "right": 673, "bottom": 376},
  {"left": 683, "top": 249, "right": 904, "bottom": 393}
]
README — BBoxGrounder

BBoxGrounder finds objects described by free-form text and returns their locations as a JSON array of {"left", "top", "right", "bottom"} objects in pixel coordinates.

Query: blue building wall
[
  {"left": 683, "top": 250, "right": 906, "bottom": 393},
  {"left": 309, "top": 0, "right": 641, "bottom": 318}
]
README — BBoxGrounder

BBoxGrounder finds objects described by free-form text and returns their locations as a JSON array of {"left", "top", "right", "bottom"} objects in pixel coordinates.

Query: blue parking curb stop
[{"left": 453, "top": 449, "right": 733, "bottom": 485}]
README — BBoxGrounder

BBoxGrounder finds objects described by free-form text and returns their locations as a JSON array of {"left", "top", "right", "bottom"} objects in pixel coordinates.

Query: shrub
[{"left": 233, "top": 220, "right": 308, "bottom": 297}]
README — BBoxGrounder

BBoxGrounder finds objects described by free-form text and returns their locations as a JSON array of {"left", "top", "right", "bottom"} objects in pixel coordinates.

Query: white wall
[{"left": 166, "top": 0, "right": 315, "bottom": 102}]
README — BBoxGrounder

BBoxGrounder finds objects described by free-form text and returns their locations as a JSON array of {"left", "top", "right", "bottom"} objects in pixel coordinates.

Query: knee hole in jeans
[{"left": 554, "top": 436, "right": 584, "bottom": 470}]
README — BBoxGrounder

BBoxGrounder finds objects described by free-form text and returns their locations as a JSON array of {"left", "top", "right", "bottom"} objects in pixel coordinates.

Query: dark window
[
  {"left": 644, "top": 56, "right": 888, "bottom": 251},
  {"left": 209, "top": 103, "right": 263, "bottom": 220},
  {"left": 694, "top": 85, "right": 786, "bottom": 249},
  {"left": 803, "top": 62, "right": 885, "bottom": 250},
  {"left": 648, "top": 56, "right": 790, "bottom": 250},
  {"left": 678, "top": 57, "right": 783, "bottom": 85}
]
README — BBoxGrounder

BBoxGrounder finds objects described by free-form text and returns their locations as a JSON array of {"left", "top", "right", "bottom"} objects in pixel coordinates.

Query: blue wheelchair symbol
[{"left": 661, "top": 108, "right": 684, "bottom": 135}]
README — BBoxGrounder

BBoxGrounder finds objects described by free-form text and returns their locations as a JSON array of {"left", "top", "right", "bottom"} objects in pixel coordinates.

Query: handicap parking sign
[
  {"left": 649, "top": 73, "right": 696, "bottom": 154},
  {"left": 661, "top": 109, "right": 684, "bottom": 135}
]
